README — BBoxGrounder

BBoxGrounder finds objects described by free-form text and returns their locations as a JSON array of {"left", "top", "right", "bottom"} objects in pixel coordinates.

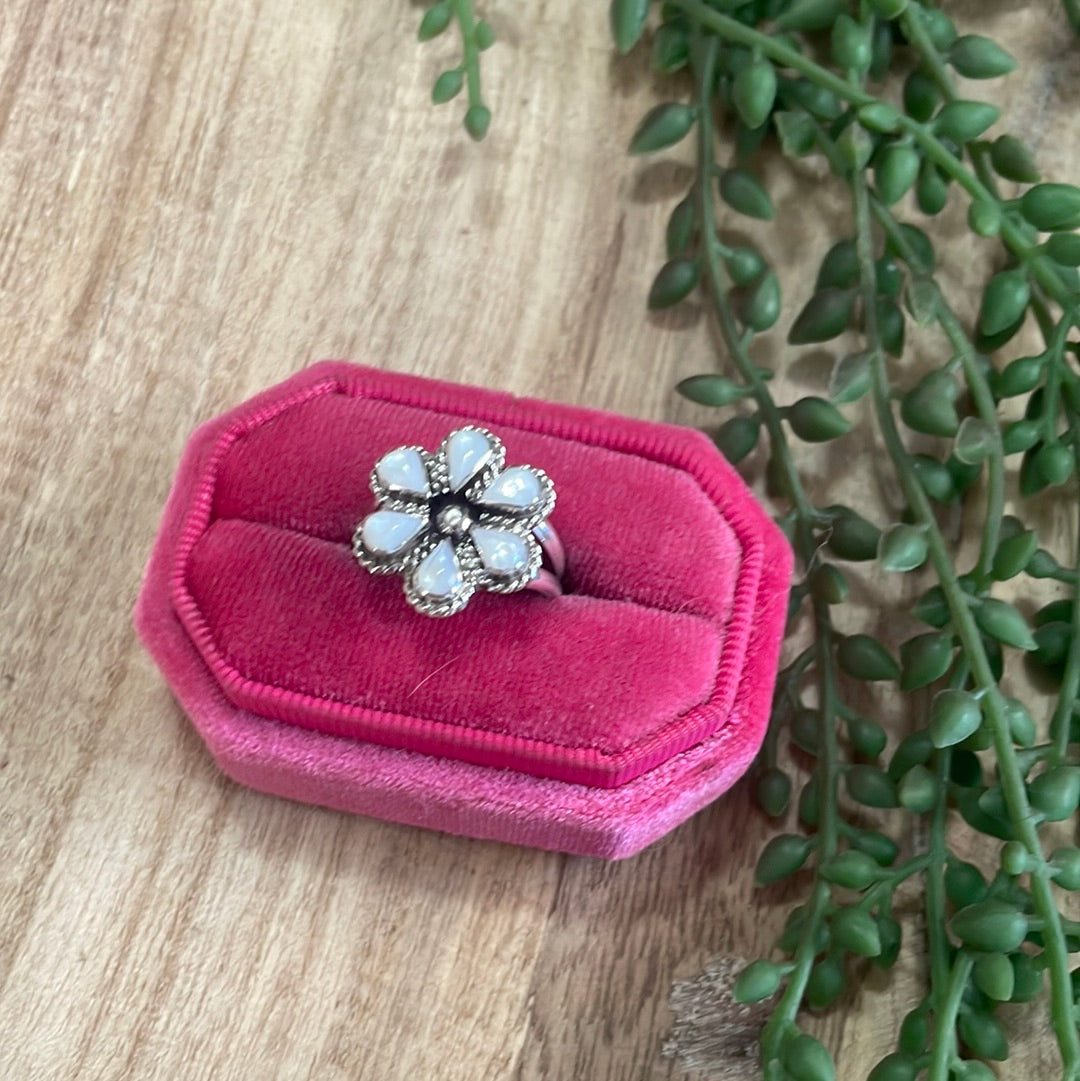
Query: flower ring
[{"left": 353, "top": 427, "right": 563, "bottom": 617}]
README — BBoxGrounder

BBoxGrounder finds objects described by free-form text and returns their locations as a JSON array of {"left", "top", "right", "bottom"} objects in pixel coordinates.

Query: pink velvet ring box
[{"left": 135, "top": 362, "right": 792, "bottom": 859}]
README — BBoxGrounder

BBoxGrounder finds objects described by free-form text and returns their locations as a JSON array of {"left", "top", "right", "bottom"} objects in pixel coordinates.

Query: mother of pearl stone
[
  {"left": 375, "top": 447, "right": 429, "bottom": 497},
  {"left": 471, "top": 527, "right": 530, "bottom": 577},
  {"left": 412, "top": 539, "right": 464, "bottom": 599},
  {"left": 445, "top": 428, "right": 495, "bottom": 491},
  {"left": 477, "top": 466, "right": 543, "bottom": 512},
  {"left": 360, "top": 510, "right": 426, "bottom": 556}
]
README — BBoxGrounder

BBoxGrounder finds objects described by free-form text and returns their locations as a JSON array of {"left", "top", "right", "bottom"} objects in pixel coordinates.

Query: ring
[{"left": 353, "top": 426, "right": 563, "bottom": 617}]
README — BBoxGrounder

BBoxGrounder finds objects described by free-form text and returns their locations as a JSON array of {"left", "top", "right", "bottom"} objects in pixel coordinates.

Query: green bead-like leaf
[
  {"left": 1033, "top": 621, "right": 1070, "bottom": 669},
  {"left": 474, "top": 20, "right": 495, "bottom": 49},
  {"left": 826, "top": 510, "right": 881, "bottom": 562},
  {"left": 912, "top": 454, "right": 955, "bottom": 502},
  {"left": 850, "top": 829, "right": 898, "bottom": 867},
  {"left": 418, "top": 1, "right": 453, "bottom": 40},
  {"left": 629, "top": 103, "right": 694, "bottom": 155},
  {"left": 732, "top": 60, "right": 777, "bottom": 130},
  {"left": 968, "top": 199, "right": 1002, "bottom": 238},
  {"left": 900, "top": 631, "right": 953, "bottom": 691},
  {"left": 431, "top": 68, "right": 464, "bottom": 104},
  {"left": 916, "top": 161, "right": 949, "bottom": 215},
  {"left": 651, "top": 21, "right": 689, "bottom": 73},
  {"left": 725, "top": 247, "right": 766, "bottom": 287},
  {"left": 846, "top": 764, "right": 899, "bottom": 807},
  {"left": 879, "top": 524, "right": 928, "bottom": 573},
  {"left": 953, "top": 417, "right": 994, "bottom": 466},
  {"left": 900, "top": 371, "right": 959, "bottom": 436},
  {"left": 831, "top": 14, "right": 871, "bottom": 74},
  {"left": 1020, "top": 183, "right": 1080, "bottom": 231},
  {"left": 1046, "top": 232, "right": 1080, "bottom": 266},
  {"left": 903, "top": 69, "right": 939, "bottom": 123},
  {"left": 869, "top": 0, "right": 908, "bottom": 18},
  {"left": 828, "top": 352, "right": 871, "bottom": 404},
  {"left": 821, "top": 850, "right": 880, "bottom": 890},
  {"left": 945, "top": 861, "right": 988, "bottom": 907},
  {"left": 913, "top": 585, "right": 950, "bottom": 628},
  {"left": 980, "top": 269, "right": 1031, "bottom": 337},
  {"left": 934, "top": 100, "right": 1000, "bottom": 143},
  {"left": 744, "top": 271, "right": 781, "bottom": 331},
  {"left": 810, "top": 563, "right": 848, "bottom": 605},
  {"left": 949, "top": 35, "right": 1017, "bottom": 79},
  {"left": 774, "top": 0, "right": 844, "bottom": 32},
  {"left": 991, "top": 529, "right": 1038, "bottom": 580},
  {"left": 718, "top": 168, "right": 774, "bottom": 220},
  {"left": 973, "top": 953, "right": 1015, "bottom": 1002},
  {"left": 997, "top": 354, "right": 1044, "bottom": 397},
  {"left": 1050, "top": 846, "right": 1080, "bottom": 890},
  {"left": 755, "top": 833, "right": 812, "bottom": 885},
  {"left": 897, "top": 764, "right": 938, "bottom": 813},
  {"left": 774, "top": 110, "right": 817, "bottom": 158},
  {"left": 783, "top": 1033, "right": 836, "bottom": 1081},
  {"left": 733, "top": 959, "right": 784, "bottom": 1003},
  {"left": 609, "top": 0, "right": 650, "bottom": 54},
  {"left": 648, "top": 258, "right": 698, "bottom": 310},
  {"left": 755, "top": 767, "right": 792, "bottom": 817},
  {"left": 676, "top": 374, "right": 745, "bottom": 407},
  {"left": 975, "top": 598, "right": 1037, "bottom": 651},
  {"left": 857, "top": 102, "right": 901, "bottom": 134},
  {"left": 846, "top": 717, "right": 887, "bottom": 759},
  {"left": 1036, "top": 442, "right": 1074, "bottom": 486},
  {"left": 665, "top": 197, "right": 695, "bottom": 259},
  {"left": 788, "top": 288, "right": 856, "bottom": 344},
  {"left": 920, "top": 6, "right": 957, "bottom": 49},
  {"left": 1002, "top": 419, "right": 1041, "bottom": 455},
  {"left": 989, "top": 134, "right": 1040, "bottom": 183},
  {"left": 715, "top": 415, "right": 760, "bottom": 463},
  {"left": 929, "top": 689, "right": 982, "bottom": 748},
  {"left": 806, "top": 956, "right": 845, "bottom": 1010},
  {"left": 904, "top": 279, "right": 938, "bottom": 326},
  {"left": 463, "top": 103, "right": 491, "bottom": 141},
  {"left": 958, "top": 1011, "right": 1008, "bottom": 1061},
  {"left": 951, "top": 900, "right": 1028, "bottom": 952},
  {"left": 868, "top": 1054, "right": 917, "bottom": 1081},
  {"left": 877, "top": 298, "right": 905, "bottom": 357},
  {"left": 787, "top": 397, "right": 851, "bottom": 442},
  {"left": 838, "top": 635, "right": 899, "bottom": 682},
  {"left": 832, "top": 906, "right": 882, "bottom": 957},
  {"left": 816, "top": 240, "right": 858, "bottom": 291},
  {"left": 1029, "top": 766, "right": 1080, "bottom": 821},
  {"left": 1010, "top": 953, "right": 1044, "bottom": 1002},
  {"left": 875, "top": 143, "right": 920, "bottom": 206}
]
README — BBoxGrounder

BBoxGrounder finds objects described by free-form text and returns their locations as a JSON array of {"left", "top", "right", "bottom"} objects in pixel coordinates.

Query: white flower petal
[
  {"left": 412, "top": 539, "right": 464, "bottom": 599},
  {"left": 446, "top": 428, "right": 495, "bottom": 491},
  {"left": 471, "top": 527, "right": 531, "bottom": 578},
  {"left": 375, "top": 447, "right": 429, "bottom": 498},
  {"left": 476, "top": 466, "right": 544, "bottom": 513},
  {"left": 360, "top": 510, "right": 426, "bottom": 556}
]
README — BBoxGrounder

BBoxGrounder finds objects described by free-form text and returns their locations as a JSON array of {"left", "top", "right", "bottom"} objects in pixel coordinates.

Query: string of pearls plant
[{"left": 414, "top": 2, "right": 1080, "bottom": 1078}]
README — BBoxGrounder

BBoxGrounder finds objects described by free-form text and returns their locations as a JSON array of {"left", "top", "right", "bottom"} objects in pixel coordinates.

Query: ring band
[{"left": 354, "top": 426, "right": 563, "bottom": 617}]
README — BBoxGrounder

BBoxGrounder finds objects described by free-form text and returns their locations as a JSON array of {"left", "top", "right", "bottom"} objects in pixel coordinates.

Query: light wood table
[{"left": 1, "top": 2, "right": 1075, "bottom": 1078}]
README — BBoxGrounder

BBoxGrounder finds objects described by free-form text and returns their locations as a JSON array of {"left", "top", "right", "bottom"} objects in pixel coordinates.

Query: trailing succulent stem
[
  {"left": 417, "top": 0, "right": 493, "bottom": 139},
  {"left": 613, "top": 1, "right": 1080, "bottom": 1079}
]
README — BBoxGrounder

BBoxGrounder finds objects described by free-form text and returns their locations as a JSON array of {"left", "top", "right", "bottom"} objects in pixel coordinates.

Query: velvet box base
[{"left": 135, "top": 362, "right": 792, "bottom": 858}]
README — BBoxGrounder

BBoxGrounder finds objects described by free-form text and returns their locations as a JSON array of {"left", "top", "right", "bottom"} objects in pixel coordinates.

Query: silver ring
[{"left": 353, "top": 426, "right": 562, "bottom": 617}]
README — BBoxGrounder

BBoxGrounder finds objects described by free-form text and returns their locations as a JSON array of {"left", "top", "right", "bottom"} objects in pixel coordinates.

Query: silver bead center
[{"left": 435, "top": 504, "right": 473, "bottom": 538}]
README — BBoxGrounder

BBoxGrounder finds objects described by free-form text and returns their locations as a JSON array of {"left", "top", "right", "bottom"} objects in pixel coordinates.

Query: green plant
[{"left": 413, "top": 2, "right": 1080, "bottom": 1078}]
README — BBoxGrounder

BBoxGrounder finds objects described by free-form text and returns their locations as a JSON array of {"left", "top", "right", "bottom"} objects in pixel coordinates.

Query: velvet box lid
[{"left": 135, "top": 362, "right": 792, "bottom": 858}]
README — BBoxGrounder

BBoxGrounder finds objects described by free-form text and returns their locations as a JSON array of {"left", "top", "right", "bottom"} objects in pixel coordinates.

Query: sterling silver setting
[{"left": 353, "top": 426, "right": 557, "bottom": 617}]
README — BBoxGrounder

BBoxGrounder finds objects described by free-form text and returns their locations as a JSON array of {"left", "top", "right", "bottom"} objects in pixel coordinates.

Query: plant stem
[
  {"left": 927, "top": 952, "right": 974, "bottom": 1081},
  {"left": 670, "top": 0, "right": 1079, "bottom": 315},
  {"left": 452, "top": 0, "right": 483, "bottom": 111},
  {"left": 1051, "top": 427, "right": 1080, "bottom": 763},
  {"left": 851, "top": 161, "right": 1080, "bottom": 1081},
  {"left": 690, "top": 33, "right": 840, "bottom": 1062}
]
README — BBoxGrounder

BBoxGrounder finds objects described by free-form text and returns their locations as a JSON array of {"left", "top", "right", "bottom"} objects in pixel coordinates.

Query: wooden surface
[{"left": 0, "top": 2, "right": 1075, "bottom": 1079}]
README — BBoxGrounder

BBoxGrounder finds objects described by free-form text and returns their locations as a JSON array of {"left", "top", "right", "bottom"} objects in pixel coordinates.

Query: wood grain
[{"left": 0, "top": 1, "right": 1075, "bottom": 1078}]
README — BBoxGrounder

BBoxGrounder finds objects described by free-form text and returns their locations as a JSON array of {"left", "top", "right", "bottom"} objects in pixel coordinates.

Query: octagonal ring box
[{"left": 134, "top": 362, "right": 792, "bottom": 859}]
